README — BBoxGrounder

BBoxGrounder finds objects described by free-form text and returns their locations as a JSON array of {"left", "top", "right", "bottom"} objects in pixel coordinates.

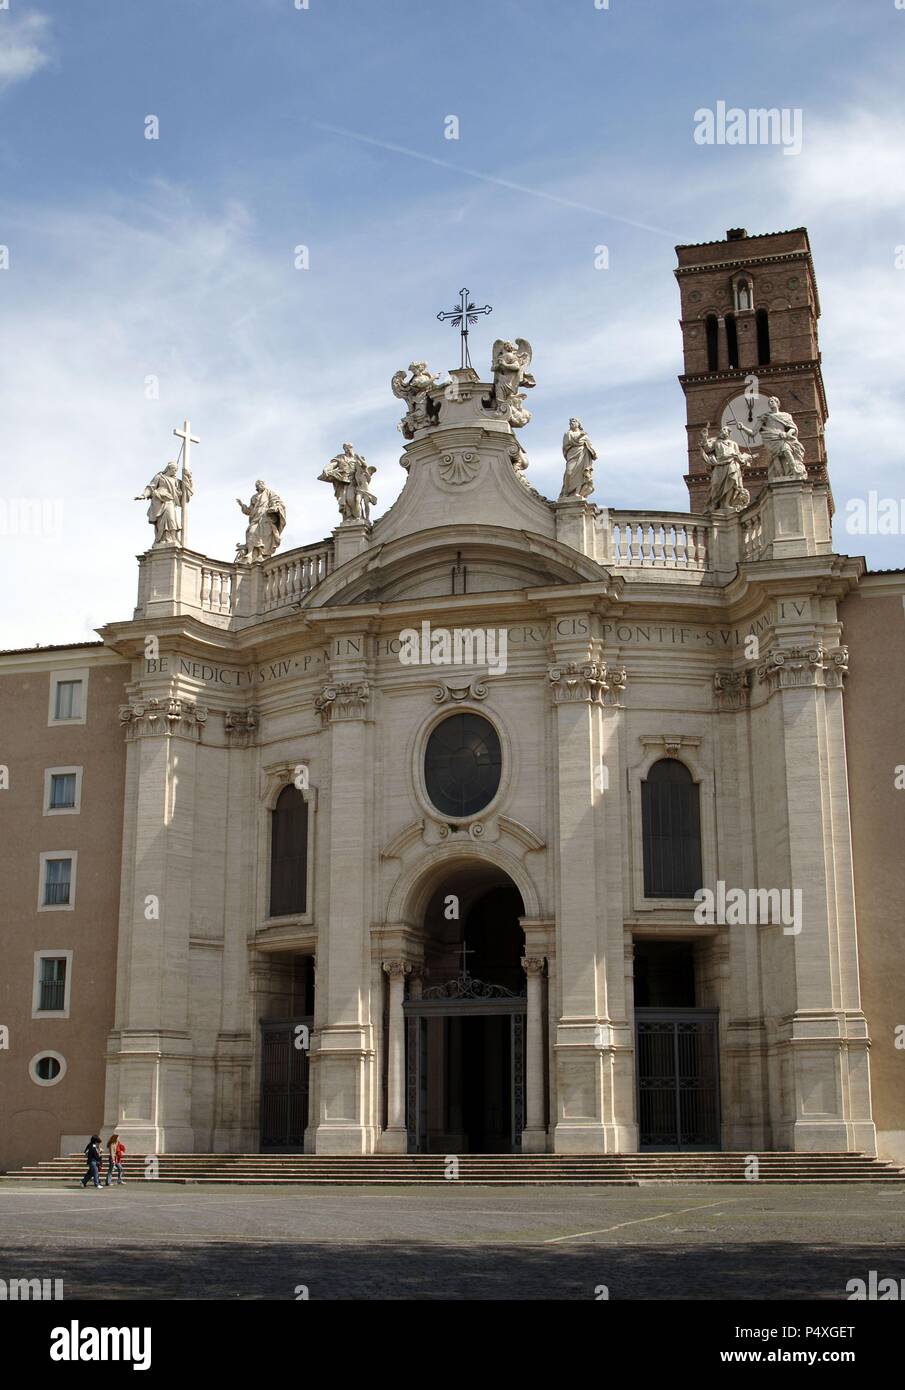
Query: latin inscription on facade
[{"left": 142, "top": 611, "right": 788, "bottom": 685}]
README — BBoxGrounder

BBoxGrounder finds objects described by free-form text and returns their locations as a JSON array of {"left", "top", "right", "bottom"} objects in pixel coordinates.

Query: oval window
[{"left": 424, "top": 713, "right": 502, "bottom": 818}]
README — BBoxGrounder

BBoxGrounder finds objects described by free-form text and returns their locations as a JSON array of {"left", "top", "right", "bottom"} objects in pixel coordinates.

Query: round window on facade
[
  {"left": 30, "top": 1052, "right": 66, "bottom": 1086},
  {"left": 424, "top": 712, "right": 502, "bottom": 818}
]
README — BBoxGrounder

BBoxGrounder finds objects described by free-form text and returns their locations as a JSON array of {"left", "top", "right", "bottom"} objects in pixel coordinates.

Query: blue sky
[{"left": 2, "top": 0, "right": 904, "bottom": 645}]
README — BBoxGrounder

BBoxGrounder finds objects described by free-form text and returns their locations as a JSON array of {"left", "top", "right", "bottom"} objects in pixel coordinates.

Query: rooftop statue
[
  {"left": 700, "top": 424, "right": 752, "bottom": 512},
  {"left": 487, "top": 338, "right": 535, "bottom": 426},
  {"left": 319, "top": 443, "right": 377, "bottom": 524},
  {"left": 559, "top": 418, "right": 597, "bottom": 500},
  {"left": 391, "top": 361, "right": 442, "bottom": 438},
  {"left": 235, "top": 480, "right": 287, "bottom": 563},
  {"left": 740, "top": 396, "right": 808, "bottom": 482},
  {"left": 134, "top": 460, "right": 192, "bottom": 547}
]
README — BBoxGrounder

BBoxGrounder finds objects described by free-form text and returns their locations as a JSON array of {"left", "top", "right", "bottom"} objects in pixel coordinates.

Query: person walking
[
  {"left": 105, "top": 1134, "right": 126, "bottom": 1186},
  {"left": 80, "top": 1135, "right": 102, "bottom": 1189}
]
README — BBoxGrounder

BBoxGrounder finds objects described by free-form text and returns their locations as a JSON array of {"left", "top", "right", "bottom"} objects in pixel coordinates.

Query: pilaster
[{"left": 312, "top": 626, "right": 378, "bottom": 1154}]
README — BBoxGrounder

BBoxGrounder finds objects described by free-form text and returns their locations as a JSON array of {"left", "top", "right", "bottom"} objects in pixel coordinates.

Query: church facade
[{"left": 3, "top": 227, "right": 904, "bottom": 1170}]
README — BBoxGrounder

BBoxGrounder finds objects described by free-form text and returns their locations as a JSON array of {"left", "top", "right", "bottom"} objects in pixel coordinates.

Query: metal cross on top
[
  {"left": 437, "top": 288, "right": 492, "bottom": 370},
  {"left": 458, "top": 940, "right": 476, "bottom": 979},
  {"left": 172, "top": 418, "right": 200, "bottom": 548}
]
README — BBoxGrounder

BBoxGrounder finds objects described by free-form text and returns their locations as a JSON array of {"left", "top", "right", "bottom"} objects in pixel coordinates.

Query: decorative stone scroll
[
  {"left": 548, "top": 661, "right": 627, "bottom": 707},
  {"left": 713, "top": 670, "right": 751, "bottom": 710},
  {"left": 119, "top": 697, "right": 208, "bottom": 740},
  {"left": 314, "top": 680, "right": 372, "bottom": 724},
  {"left": 824, "top": 646, "right": 850, "bottom": 689},
  {"left": 438, "top": 451, "right": 481, "bottom": 485},
  {"left": 521, "top": 956, "right": 546, "bottom": 978},
  {"left": 433, "top": 681, "right": 488, "bottom": 704},
  {"left": 756, "top": 644, "right": 839, "bottom": 691}
]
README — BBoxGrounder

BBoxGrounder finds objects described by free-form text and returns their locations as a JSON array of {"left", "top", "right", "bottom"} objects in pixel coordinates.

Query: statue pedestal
[
  {"left": 332, "top": 520, "right": 372, "bottom": 568},
  {"left": 759, "top": 479, "right": 830, "bottom": 559},
  {"left": 709, "top": 509, "right": 742, "bottom": 578},
  {"left": 554, "top": 497, "right": 596, "bottom": 558}
]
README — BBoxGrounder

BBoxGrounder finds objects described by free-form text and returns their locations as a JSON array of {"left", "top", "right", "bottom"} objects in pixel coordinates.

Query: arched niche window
[
  {"left": 735, "top": 278, "right": 752, "bottom": 312},
  {"left": 705, "top": 315, "right": 719, "bottom": 371},
  {"left": 756, "top": 307, "right": 771, "bottom": 365},
  {"left": 270, "top": 784, "right": 309, "bottom": 917},
  {"left": 725, "top": 313, "right": 739, "bottom": 369},
  {"left": 641, "top": 759, "right": 702, "bottom": 899}
]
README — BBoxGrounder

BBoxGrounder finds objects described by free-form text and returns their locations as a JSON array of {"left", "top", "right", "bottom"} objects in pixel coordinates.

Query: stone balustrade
[
  {"left": 200, "top": 564, "right": 235, "bottom": 614},
  {"left": 606, "top": 511, "right": 711, "bottom": 570},
  {"left": 262, "top": 545, "right": 335, "bottom": 612},
  {"left": 135, "top": 539, "right": 335, "bottom": 625}
]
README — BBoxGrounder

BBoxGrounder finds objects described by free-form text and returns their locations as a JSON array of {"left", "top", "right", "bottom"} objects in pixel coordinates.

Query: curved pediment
[{"left": 303, "top": 524, "right": 607, "bottom": 607}]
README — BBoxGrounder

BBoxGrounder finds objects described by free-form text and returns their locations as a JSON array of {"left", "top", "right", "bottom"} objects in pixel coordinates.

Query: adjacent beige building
[{"left": 2, "top": 227, "right": 903, "bottom": 1169}]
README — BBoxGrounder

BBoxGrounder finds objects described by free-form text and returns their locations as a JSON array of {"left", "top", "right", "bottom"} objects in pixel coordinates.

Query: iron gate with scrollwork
[
  {"left": 403, "top": 977, "right": 526, "bottom": 1153},
  {"left": 636, "top": 1009, "right": 720, "bottom": 1149}
]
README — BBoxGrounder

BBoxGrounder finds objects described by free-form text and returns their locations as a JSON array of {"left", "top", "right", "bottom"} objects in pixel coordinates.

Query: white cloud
[
  {"left": 789, "top": 106, "right": 905, "bottom": 214},
  {"left": 0, "top": 12, "right": 52, "bottom": 92}
]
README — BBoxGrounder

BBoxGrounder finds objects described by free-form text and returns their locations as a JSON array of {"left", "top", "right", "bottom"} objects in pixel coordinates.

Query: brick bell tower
[{"left": 675, "top": 227, "right": 829, "bottom": 512}]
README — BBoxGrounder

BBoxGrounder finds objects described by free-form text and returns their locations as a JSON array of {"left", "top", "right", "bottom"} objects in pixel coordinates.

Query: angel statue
[
  {"left": 487, "top": 339, "right": 535, "bottom": 423},
  {"left": 739, "top": 396, "right": 808, "bottom": 482},
  {"left": 319, "top": 443, "right": 377, "bottom": 523},
  {"left": 235, "top": 480, "right": 287, "bottom": 563},
  {"left": 559, "top": 418, "right": 598, "bottom": 500},
  {"left": 391, "top": 361, "right": 441, "bottom": 439},
  {"left": 700, "top": 424, "right": 752, "bottom": 512}
]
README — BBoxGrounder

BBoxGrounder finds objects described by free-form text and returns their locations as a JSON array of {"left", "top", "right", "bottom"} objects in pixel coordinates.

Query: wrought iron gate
[
  {"left": 259, "top": 1018, "right": 311, "bottom": 1150},
  {"left": 636, "top": 1009, "right": 720, "bottom": 1149},
  {"left": 403, "top": 997, "right": 527, "bottom": 1153}
]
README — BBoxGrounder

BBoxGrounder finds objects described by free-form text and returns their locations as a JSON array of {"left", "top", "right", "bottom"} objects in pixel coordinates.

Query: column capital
[
  {"left": 548, "top": 661, "right": 626, "bottom": 707},
  {"left": 713, "top": 669, "right": 751, "bottom": 711},
  {"left": 521, "top": 956, "right": 546, "bottom": 977},
  {"left": 756, "top": 643, "right": 848, "bottom": 693},
  {"left": 315, "top": 679, "right": 372, "bottom": 724},
  {"left": 382, "top": 959, "right": 412, "bottom": 981},
  {"left": 119, "top": 697, "right": 208, "bottom": 741}
]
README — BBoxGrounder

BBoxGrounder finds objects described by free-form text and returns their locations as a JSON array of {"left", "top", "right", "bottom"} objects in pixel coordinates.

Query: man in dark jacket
[{"left": 80, "top": 1135, "right": 102, "bottom": 1189}]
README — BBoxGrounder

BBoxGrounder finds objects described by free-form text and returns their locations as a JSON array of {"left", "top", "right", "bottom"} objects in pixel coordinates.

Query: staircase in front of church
[{"left": 5, "top": 1152, "right": 904, "bottom": 1185}]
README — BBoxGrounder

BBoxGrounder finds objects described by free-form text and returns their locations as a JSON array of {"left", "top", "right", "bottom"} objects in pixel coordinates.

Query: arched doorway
[{"left": 404, "top": 862, "right": 530, "bottom": 1154}]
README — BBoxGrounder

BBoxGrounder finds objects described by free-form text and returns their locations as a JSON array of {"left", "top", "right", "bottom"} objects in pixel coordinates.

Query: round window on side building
[{"left": 30, "top": 1053, "right": 66, "bottom": 1086}]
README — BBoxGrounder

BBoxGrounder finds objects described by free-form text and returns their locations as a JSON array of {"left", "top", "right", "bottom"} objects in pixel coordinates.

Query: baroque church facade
[{"left": 3, "top": 227, "right": 904, "bottom": 1169}]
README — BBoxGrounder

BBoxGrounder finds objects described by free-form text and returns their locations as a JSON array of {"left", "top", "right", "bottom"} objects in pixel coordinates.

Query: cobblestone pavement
[{"left": 2, "top": 1181, "right": 904, "bottom": 1300}]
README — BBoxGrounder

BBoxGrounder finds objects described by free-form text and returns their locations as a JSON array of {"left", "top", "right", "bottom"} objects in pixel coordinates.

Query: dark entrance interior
[
  {"left": 634, "top": 940, "right": 720, "bottom": 1150},
  {"left": 405, "top": 865, "right": 528, "bottom": 1153},
  {"left": 452, "top": 1013, "right": 511, "bottom": 1152},
  {"left": 259, "top": 954, "right": 314, "bottom": 1151}
]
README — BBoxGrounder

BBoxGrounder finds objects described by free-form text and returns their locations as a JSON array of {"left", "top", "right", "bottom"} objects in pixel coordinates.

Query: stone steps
[{"left": 5, "top": 1152, "right": 904, "bottom": 1185}]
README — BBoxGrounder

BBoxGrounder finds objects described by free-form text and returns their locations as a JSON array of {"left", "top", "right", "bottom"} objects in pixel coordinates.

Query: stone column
[
  {"left": 546, "top": 618, "right": 630, "bottom": 1154},
  {"left": 755, "top": 636, "right": 875, "bottom": 1153},
  {"left": 105, "top": 696, "right": 208, "bottom": 1154},
  {"left": 521, "top": 956, "right": 547, "bottom": 1152},
  {"left": 311, "top": 638, "right": 378, "bottom": 1154},
  {"left": 381, "top": 960, "right": 410, "bottom": 1152}
]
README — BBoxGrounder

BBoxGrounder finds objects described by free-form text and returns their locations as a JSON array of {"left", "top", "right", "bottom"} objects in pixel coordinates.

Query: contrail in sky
[{"left": 313, "top": 121, "right": 676, "bottom": 239}]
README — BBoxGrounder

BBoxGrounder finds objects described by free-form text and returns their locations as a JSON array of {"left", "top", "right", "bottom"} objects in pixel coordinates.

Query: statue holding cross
[{"left": 135, "top": 420, "right": 198, "bottom": 548}]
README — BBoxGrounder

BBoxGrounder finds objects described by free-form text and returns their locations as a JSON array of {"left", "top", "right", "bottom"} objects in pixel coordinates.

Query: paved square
[{"left": 2, "top": 1181, "right": 905, "bottom": 1300}]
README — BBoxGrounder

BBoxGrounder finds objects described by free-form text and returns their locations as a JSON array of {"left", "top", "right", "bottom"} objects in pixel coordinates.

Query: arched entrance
[{"left": 404, "top": 863, "right": 530, "bottom": 1154}]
